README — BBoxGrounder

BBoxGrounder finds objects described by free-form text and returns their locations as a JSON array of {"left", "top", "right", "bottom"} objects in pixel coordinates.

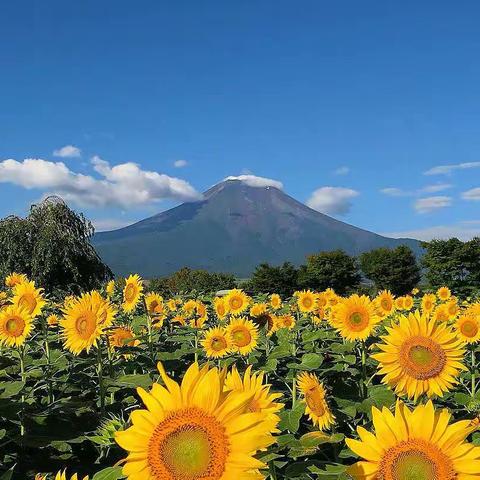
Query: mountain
[{"left": 93, "top": 179, "right": 420, "bottom": 277}]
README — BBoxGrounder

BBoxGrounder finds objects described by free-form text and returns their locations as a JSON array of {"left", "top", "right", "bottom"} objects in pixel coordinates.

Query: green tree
[
  {"left": 297, "top": 250, "right": 360, "bottom": 294},
  {"left": 359, "top": 245, "right": 420, "bottom": 296},
  {"left": 0, "top": 197, "right": 112, "bottom": 295},
  {"left": 148, "top": 267, "right": 237, "bottom": 295},
  {"left": 420, "top": 237, "right": 480, "bottom": 297},
  {"left": 247, "top": 262, "right": 299, "bottom": 297}
]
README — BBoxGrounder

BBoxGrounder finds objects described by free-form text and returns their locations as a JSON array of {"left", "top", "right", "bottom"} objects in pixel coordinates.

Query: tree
[
  {"left": 297, "top": 250, "right": 360, "bottom": 294},
  {"left": 420, "top": 237, "right": 480, "bottom": 297},
  {"left": 148, "top": 267, "right": 237, "bottom": 296},
  {"left": 247, "top": 262, "right": 299, "bottom": 297},
  {"left": 0, "top": 197, "right": 112, "bottom": 295},
  {"left": 359, "top": 245, "right": 420, "bottom": 296}
]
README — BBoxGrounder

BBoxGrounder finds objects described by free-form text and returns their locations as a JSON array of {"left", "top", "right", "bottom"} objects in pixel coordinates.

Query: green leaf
[{"left": 92, "top": 466, "right": 125, "bottom": 480}]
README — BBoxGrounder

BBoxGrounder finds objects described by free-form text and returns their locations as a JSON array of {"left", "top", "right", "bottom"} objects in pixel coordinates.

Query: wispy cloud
[
  {"left": 414, "top": 196, "right": 452, "bottom": 214},
  {"left": 424, "top": 161, "right": 480, "bottom": 176},
  {"left": 0, "top": 156, "right": 202, "bottom": 208},
  {"left": 92, "top": 218, "right": 135, "bottom": 232},
  {"left": 462, "top": 187, "right": 480, "bottom": 201},
  {"left": 381, "top": 184, "right": 452, "bottom": 197},
  {"left": 306, "top": 186, "right": 359, "bottom": 215},
  {"left": 173, "top": 159, "right": 188, "bottom": 168},
  {"left": 224, "top": 174, "right": 283, "bottom": 189},
  {"left": 53, "top": 145, "right": 81, "bottom": 158},
  {"left": 333, "top": 166, "right": 350, "bottom": 175}
]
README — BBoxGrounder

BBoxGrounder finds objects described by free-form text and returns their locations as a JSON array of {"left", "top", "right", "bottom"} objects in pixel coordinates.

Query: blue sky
[{"left": 1, "top": 1, "right": 480, "bottom": 240}]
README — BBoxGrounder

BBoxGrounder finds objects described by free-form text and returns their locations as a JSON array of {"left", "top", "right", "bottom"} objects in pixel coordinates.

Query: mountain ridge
[{"left": 93, "top": 179, "right": 420, "bottom": 277}]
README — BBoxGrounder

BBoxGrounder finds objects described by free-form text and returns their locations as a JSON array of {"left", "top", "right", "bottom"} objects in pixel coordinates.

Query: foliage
[
  {"left": 148, "top": 266, "right": 237, "bottom": 295},
  {"left": 247, "top": 262, "right": 299, "bottom": 296},
  {"left": 359, "top": 245, "right": 420, "bottom": 295},
  {"left": 421, "top": 237, "right": 480, "bottom": 298},
  {"left": 297, "top": 250, "right": 361, "bottom": 294},
  {"left": 0, "top": 198, "right": 112, "bottom": 296}
]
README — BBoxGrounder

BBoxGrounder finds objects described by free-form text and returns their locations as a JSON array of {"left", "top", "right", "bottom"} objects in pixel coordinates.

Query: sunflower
[
  {"left": 421, "top": 293, "right": 436, "bottom": 314},
  {"left": 270, "top": 293, "right": 282, "bottom": 310},
  {"left": 0, "top": 305, "right": 33, "bottom": 347},
  {"left": 376, "top": 290, "right": 395, "bottom": 316},
  {"left": 224, "top": 365, "right": 283, "bottom": 431},
  {"left": 213, "top": 297, "right": 229, "bottom": 319},
  {"left": 145, "top": 292, "right": 163, "bottom": 315},
  {"left": 330, "top": 294, "right": 380, "bottom": 341},
  {"left": 190, "top": 301, "right": 208, "bottom": 328},
  {"left": 316, "top": 292, "right": 328, "bottom": 309},
  {"left": 277, "top": 314, "right": 296, "bottom": 330},
  {"left": 0, "top": 291, "right": 8, "bottom": 307},
  {"left": 446, "top": 298, "right": 459, "bottom": 319},
  {"left": 412, "top": 287, "right": 420, "bottom": 295},
  {"left": 433, "top": 304, "right": 450, "bottom": 323},
  {"left": 437, "top": 286, "right": 451, "bottom": 301},
  {"left": 182, "top": 299, "right": 197, "bottom": 317},
  {"left": 116, "top": 362, "right": 277, "bottom": 479},
  {"left": 122, "top": 274, "right": 144, "bottom": 313},
  {"left": 297, "top": 372, "right": 335, "bottom": 430},
  {"left": 456, "top": 307, "right": 480, "bottom": 343},
  {"left": 109, "top": 326, "right": 139, "bottom": 348},
  {"left": 201, "top": 327, "right": 231, "bottom": 358},
  {"left": 5, "top": 272, "right": 28, "bottom": 288},
  {"left": 166, "top": 298, "right": 179, "bottom": 312},
  {"left": 171, "top": 314, "right": 186, "bottom": 326},
  {"left": 311, "top": 307, "right": 326, "bottom": 325},
  {"left": 372, "top": 311, "right": 466, "bottom": 400},
  {"left": 347, "top": 400, "right": 480, "bottom": 480},
  {"left": 36, "top": 471, "right": 88, "bottom": 480},
  {"left": 249, "top": 302, "right": 267, "bottom": 318},
  {"left": 60, "top": 291, "right": 115, "bottom": 355},
  {"left": 394, "top": 296, "right": 405, "bottom": 310},
  {"left": 47, "top": 314, "right": 59, "bottom": 327},
  {"left": 106, "top": 280, "right": 115, "bottom": 297},
  {"left": 324, "top": 288, "right": 339, "bottom": 307},
  {"left": 403, "top": 294, "right": 414, "bottom": 311},
  {"left": 12, "top": 280, "right": 46, "bottom": 318},
  {"left": 296, "top": 290, "right": 317, "bottom": 314},
  {"left": 225, "top": 289, "right": 250, "bottom": 316},
  {"left": 226, "top": 317, "right": 258, "bottom": 355}
]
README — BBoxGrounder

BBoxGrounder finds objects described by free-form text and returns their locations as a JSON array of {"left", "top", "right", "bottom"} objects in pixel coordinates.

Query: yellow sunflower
[
  {"left": 36, "top": 471, "right": 88, "bottom": 480},
  {"left": 372, "top": 311, "right": 466, "bottom": 400},
  {"left": 201, "top": 327, "right": 231, "bottom": 358},
  {"left": 403, "top": 294, "right": 414, "bottom": 311},
  {"left": 47, "top": 314, "right": 59, "bottom": 327},
  {"left": 12, "top": 280, "right": 46, "bottom": 318},
  {"left": 249, "top": 302, "right": 267, "bottom": 318},
  {"left": 421, "top": 293, "right": 436, "bottom": 314},
  {"left": 226, "top": 317, "right": 258, "bottom": 355},
  {"left": 445, "top": 299, "right": 459, "bottom": 319},
  {"left": 347, "top": 400, "right": 480, "bottom": 480},
  {"left": 437, "top": 286, "right": 451, "bottom": 301},
  {"left": 433, "top": 304, "right": 450, "bottom": 323},
  {"left": 106, "top": 280, "right": 115, "bottom": 297},
  {"left": 0, "top": 305, "right": 33, "bottom": 347},
  {"left": 376, "top": 290, "right": 395, "bottom": 316},
  {"left": 270, "top": 293, "right": 282, "bottom": 310},
  {"left": 0, "top": 291, "right": 8, "bottom": 307},
  {"left": 190, "top": 301, "right": 208, "bottom": 328},
  {"left": 224, "top": 289, "right": 250, "bottom": 316},
  {"left": 316, "top": 292, "right": 328, "bottom": 309},
  {"left": 171, "top": 314, "right": 186, "bottom": 326},
  {"left": 296, "top": 290, "right": 317, "bottom": 314},
  {"left": 297, "top": 372, "right": 335, "bottom": 430},
  {"left": 182, "top": 299, "right": 197, "bottom": 317},
  {"left": 412, "top": 287, "right": 420, "bottom": 295},
  {"left": 213, "top": 297, "right": 229, "bottom": 319},
  {"left": 277, "top": 314, "right": 296, "bottom": 330},
  {"left": 115, "top": 362, "right": 277, "bottom": 479},
  {"left": 109, "top": 326, "right": 139, "bottom": 348},
  {"left": 394, "top": 296, "right": 405, "bottom": 311},
  {"left": 5, "top": 272, "right": 28, "bottom": 288},
  {"left": 330, "top": 294, "right": 380, "bottom": 341},
  {"left": 324, "top": 288, "right": 339, "bottom": 307},
  {"left": 60, "top": 291, "right": 115, "bottom": 355},
  {"left": 145, "top": 292, "right": 163, "bottom": 315},
  {"left": 311, "top": 307, "right": 327, "bottom": 325},
  {"left": 122, "top": 274, "right": 144, "bottom": 313},
  {"left": 224, "top": 365, "right": 283, "bottom": 431},
  {"left": 456, "top": 310, "right": 480, "bottom": 344},
  {"left": 166, "top": 298, "right": 179, "bottom": 312}
]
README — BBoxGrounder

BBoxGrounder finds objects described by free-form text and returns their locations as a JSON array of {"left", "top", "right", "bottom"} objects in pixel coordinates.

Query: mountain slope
[{"left": 94, "top": 179, "right": 420, "bottom": 277}]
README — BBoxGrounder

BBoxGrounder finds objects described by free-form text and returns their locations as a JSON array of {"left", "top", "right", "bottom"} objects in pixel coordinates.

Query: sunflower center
[
  {"left": 348, "top": 311, "right": 368, "bottom": 331},
  {"left": 5, "top": 316, "right": 25, "bottom": 337},
  {"left": 18, "top": 294, "right": 36, "bottom": 314},
  {"left": 460, "top": 319, "right": 478, "bottom": 338},
  {"left": 399, "top": 336, "right": 446, "bottom": 380},
  {"left": 230, "top": 298, "right": 242, "bottom": 310},
  {"left": 305, "top": 389, "right": 326, "bottom": 416},
  {"left": 302, "top": 298, "right": 313, "bottom": 309},
  {"left": 379, "top": 440, "right": 455, "bottom": 480},
  {"left": 211, "top": 336, "right": 227, "bottom": 351},
  {"left": 381, "top": 299, "right": 391, "bottom": 310},
  {"left": 124, "top": 283, "right": 136, "bottom": 302},
  {"left": 75, "top": 313, "right": 96, "bottom": 339},
  {"left": 231, "top": 327, "right": 251, "bottom": 347},
  {"left": 148, "top": 407, "right": 228, "bottom": 479}
]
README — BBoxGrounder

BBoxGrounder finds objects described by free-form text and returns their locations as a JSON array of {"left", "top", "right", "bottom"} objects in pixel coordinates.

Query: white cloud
[
  {"left": 424, "top": 161, "right": 480, "bottom": 176},
  {"left": 224, "top": 174, "right": 283, "bottom": 189},
  {"left": 383, "top": 222, "right": 480, "bottom": 241},
  {"left": 380, "top": 184, "right": 452, "bottom": 197},
  {"left": 306, "top": 186, "right": 359, "bottom": 215},
  {"left": 380, "top": 187, "right": 409, "bottom": 197},
  {"left": 53, "top": 145, "right": 81, "bottom": 158},
  {"left": 173, "top": 159, "right": 188, "bottom": 168},
  {"left": 92, "top": 218, "right": 135, "bottom": 232},
  {"left": 333, "top": 166, "right": 350, "bottom": 175},
  {"left": 462, "top": 187, "right": 480, "bottom": 201},
  {"left": 414, "top": 196, "right": 452, "bottom": 214},
  {"left": 0, "top": 157, "right": 202, "bottom": 208}
]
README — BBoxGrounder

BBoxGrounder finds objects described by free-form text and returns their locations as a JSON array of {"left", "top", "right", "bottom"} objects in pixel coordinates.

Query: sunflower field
[{"left": 1, "top": 272, "right": 480, "bottom": 480}]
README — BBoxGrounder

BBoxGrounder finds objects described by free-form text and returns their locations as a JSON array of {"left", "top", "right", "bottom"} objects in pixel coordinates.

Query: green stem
[
  {"left": 44, "top": 322, "right": 53, "bottom": 404},
  {"left": 194, "top": 333, "right": 199, "bottom": 363},
  {"left": 19, "top": 346, "right": 26, "bottom": 437},
  {"left": 97, "top": 344, "right": 105, "bottom": 413},
  {"left": 360, "top": 341, "right": 367, "bottom": 399},
  {"left": 472, "top": 347, "right": 477, "bottom": 398}
]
